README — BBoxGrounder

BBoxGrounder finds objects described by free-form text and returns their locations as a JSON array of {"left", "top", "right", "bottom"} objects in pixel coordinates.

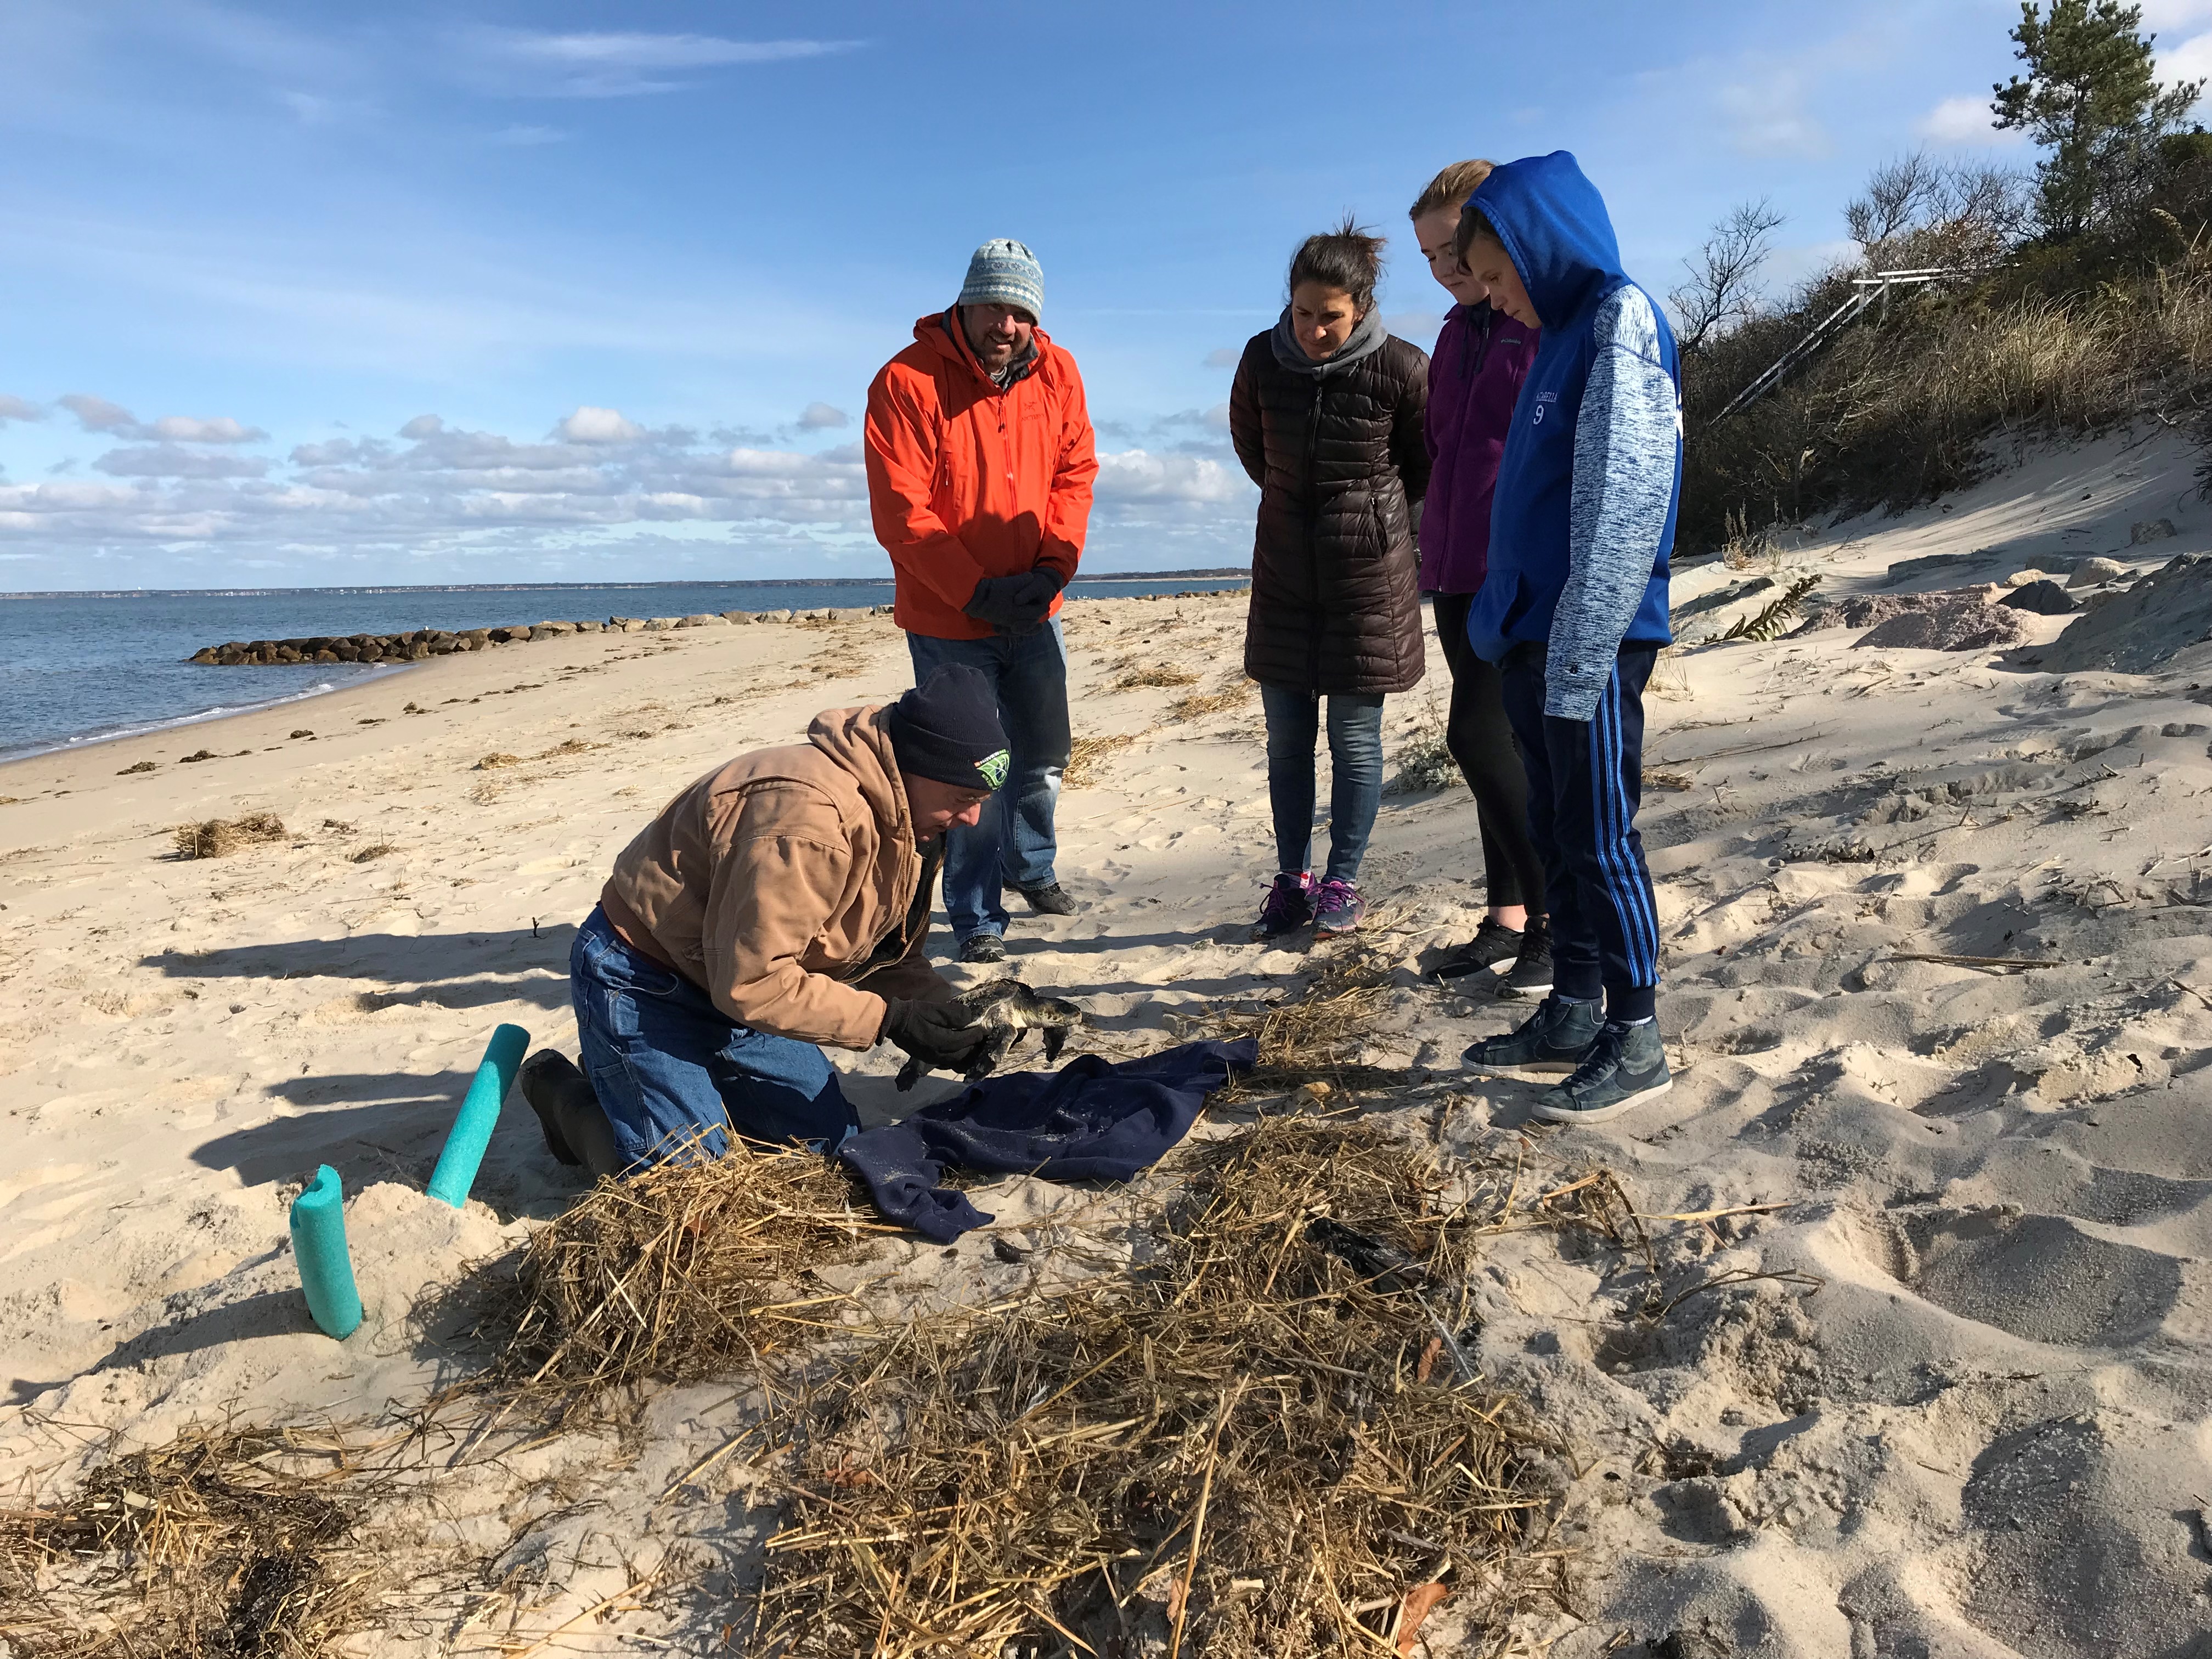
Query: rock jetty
[{"left": 184, "top": 605, "right": 901, "bottom": 665}]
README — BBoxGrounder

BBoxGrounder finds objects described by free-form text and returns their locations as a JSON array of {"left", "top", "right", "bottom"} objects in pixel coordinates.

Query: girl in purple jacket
[{"left": 1410, "top": 160, "right": 1551, "bottom": 995}]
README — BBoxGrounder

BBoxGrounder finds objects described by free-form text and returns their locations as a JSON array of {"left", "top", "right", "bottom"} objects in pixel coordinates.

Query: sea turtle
[{"left": 894, "top": 977, "right": 1085, "bottom": 1091}]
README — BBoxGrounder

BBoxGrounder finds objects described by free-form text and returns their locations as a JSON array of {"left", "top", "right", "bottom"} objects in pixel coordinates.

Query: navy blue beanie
[{"left": 886, "top": 664, "right": 1010, "bottom": 792}]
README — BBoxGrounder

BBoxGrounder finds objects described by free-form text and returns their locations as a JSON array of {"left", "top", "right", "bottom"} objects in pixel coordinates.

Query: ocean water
[{"left": 0, "top": 577, "right": 1248, "bottom": 762}]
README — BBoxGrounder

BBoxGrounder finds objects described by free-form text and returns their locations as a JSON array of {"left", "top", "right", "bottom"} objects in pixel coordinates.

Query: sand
[{"left": 5, "top": 432, "right": 2212, "bottom": 1654}]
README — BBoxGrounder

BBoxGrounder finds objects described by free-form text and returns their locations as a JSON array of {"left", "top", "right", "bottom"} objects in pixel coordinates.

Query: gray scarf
[{"left": 1269, "top": 303, "right": 1387, "bottom": 378}]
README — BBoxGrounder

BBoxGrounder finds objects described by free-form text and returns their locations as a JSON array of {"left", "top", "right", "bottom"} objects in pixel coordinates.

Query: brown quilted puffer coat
[{"left": 1231, "top": 329, "right": 1431, "bottom": 695}]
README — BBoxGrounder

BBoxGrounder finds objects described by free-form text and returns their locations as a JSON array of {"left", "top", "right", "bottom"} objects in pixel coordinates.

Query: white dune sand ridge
[{"left": 3, "top": 433, "right": 2212, "bottom": 1653}]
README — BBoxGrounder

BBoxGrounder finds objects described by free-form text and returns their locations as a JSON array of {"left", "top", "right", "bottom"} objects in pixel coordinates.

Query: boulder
[
  {"left": 573, "top": 619, "right": 603, "bottom": 633},
  {"left": 676, "top": 613, "right": 726, "bottom": 628},
  {"left": 2001, "top": 579, "right": 2077, "bottom": 616},
  {"left": 644, "top": 616, "right": 681, "bottom": 631},
  {"left": 535, "top": 620, "right": 578, "bottom": 636},
  {"left": 189, "top": 647, "right": 220, "bottom": 664},
  {"left": 2130, "top": 518, "right": 2178, "bottom": 545},
  {"left": 720, "top": 610, "right": 754, "bottom": 624},
  {"left": 2068, "top": 556, "right": 2128, "bottom": 587},
  {"left": 313, "top": 650, "right": 341, "bottom": 663}
]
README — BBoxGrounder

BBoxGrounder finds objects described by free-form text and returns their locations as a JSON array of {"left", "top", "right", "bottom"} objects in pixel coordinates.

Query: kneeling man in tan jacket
[{"left": 520, "top": 665, "right": 1007, "bottom": 1175}]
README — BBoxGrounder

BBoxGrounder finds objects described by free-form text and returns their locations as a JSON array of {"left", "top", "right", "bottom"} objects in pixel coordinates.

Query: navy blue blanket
[{"left": 839, "top": 1039, "right": 1256, "bottom": 1242}]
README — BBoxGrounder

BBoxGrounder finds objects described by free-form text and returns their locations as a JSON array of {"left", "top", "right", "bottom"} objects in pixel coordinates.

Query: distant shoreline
[{"left": 1, "top": 570, "right": 1250, "bottom": 601}]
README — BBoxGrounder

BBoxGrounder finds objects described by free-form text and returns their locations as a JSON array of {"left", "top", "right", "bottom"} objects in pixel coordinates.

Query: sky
[{"left": 3, "top": 0, "right": 2210, "bottom": 592}]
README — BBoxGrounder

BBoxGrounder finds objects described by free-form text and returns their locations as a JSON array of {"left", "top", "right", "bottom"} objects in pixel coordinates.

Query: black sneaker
[
  {"left": 1461, "top": 995, "right": 1604, "bottom": 1073},
  {"left": 1014, "top": 881, "right": 1079, "bottom": 916},
  {"left": 1499, "top": 918, "right": 1554, "bottom": 998},
  {"left": 960, "top": 932, "right": 1008, "bottom": 964},
  {"left": 1431, "top": 918, "right": 1523, "bottom": 982},
  {"left": 1534, "top": 1019, "right": 1672, "bottom": 1123}
]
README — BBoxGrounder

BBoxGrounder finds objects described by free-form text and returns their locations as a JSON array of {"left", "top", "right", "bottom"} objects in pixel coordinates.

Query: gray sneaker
[
  {"left": 1462, "top": 995, "right": 1604, "bottom": 1073},
  {"left": 1534, "top": 1020, "right": 1672, "bottom": 1123}
]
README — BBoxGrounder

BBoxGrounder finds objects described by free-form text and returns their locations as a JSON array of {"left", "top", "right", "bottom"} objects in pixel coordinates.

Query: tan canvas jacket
[{"left": 600, "top": 703, "right": 953, "bottom": 1048}]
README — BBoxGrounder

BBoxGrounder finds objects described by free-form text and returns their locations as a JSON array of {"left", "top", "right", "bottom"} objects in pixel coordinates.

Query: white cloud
[
  {"left": 55, "top": 395, "right": 265, "bottom": 443},
  {"left": 2162, "top": 30, "right": 2212, "bottom": 90},
  {"left": 797, "top": 401, "right": 849, "bottom": 430},
  {"left": 1093, "top": 450, "right": 1248, "bottom": 504},
  {"left": 1718, "top": 72, "right": 1830, "bottom": 159},
  {"left": 1203, "top": 347, "right": 1239, "bottom": 369},
  {"left": 59, "top": 392, "right": 143, "bottom": 435},
  {"left": 554, "top": 405, "right": 644, "bottom": 443},
  {"left": 0, "top": 394, "right": 41, "bottom": 425},
  {"left": 91, "top": 444, "right": 268, "bottom": 479},
  {"left": 398, "top": 414, "right": 444, "bottom": 439},
  {"left": 1383, "top": 311, "right": 1444, "bottom": 343},
  {"left": 149, "top": 414, "right": 267, "bottom": 443},
  {"left": 466, "top": 29, "right": 862, "bottom": 97},
  {"left": 1917, "top": 94, "right": 2024, "bottom": 146},
  {"left": 2143, "top": 1, "right": 2212, "bottom": 30}
]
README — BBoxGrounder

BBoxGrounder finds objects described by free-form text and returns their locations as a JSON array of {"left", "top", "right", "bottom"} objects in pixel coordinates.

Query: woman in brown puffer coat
[{"left": 1231, "top": 218, "right": 1431, "bottom": 940}]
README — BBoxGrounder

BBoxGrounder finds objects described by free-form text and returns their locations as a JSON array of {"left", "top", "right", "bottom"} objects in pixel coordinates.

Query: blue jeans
[
  {"left": 569, "top": 905, "right": 857, "bottom": 1166},
  {"left": 905, "top": 621, "right": 1072, "bottom": 941},
  {"left": 1260, "top": 685, "right": 1385, "bottom": 884}
]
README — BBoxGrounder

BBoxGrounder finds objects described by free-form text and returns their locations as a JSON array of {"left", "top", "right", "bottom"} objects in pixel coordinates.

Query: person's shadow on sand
[{"left": 140, "top": 924, "right": 579, "bottom": 1013}]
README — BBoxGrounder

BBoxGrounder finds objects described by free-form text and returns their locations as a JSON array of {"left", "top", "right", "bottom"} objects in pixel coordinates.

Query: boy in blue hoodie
[{"left": 1451, "top": 151, "right": 1681, "bottom": 1124}]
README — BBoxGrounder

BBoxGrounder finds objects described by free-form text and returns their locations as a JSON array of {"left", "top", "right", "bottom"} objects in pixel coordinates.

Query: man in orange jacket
[{"left": 865, "top": 238, "right": 1098, "bottom": 962}]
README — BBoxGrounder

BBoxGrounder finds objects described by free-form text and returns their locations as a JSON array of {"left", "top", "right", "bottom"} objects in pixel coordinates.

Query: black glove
[
  {"left": 882, "top": 997, "right": 990, "bottom": 1073},
  {"left": 963, "top": 574, "right": 1029, "bottom": 629},
  {"left": 979, "top": 567, "right": 1065, "bottom": 637}
]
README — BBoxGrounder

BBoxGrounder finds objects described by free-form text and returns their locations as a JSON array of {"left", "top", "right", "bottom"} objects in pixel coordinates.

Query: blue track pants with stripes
[{"left": 1499, "top": 643, "right": 1661, "bottom": 1023}]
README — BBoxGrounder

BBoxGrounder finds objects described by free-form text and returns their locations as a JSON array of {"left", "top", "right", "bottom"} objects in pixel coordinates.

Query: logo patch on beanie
[{"left": 975, "top": 748, "right": 1011, "bottom": 789}]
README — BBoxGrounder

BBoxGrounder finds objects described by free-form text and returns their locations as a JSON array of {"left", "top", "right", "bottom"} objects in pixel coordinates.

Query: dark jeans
[
  {"left": 1432, "top": 592, "right": 1548, "bottom": 914},
  {"left": 569, "top": 905, "right": 857, "bottom": 1165},
  {"left": 1259, "top": 684, "right": 1385, "bottom": 884},
  {"left": 905, "top": 622, "right": 1072, "bottom": 941},
  {"left": 1499, "top": 644, "right": 1661, "bottom": 1022}
]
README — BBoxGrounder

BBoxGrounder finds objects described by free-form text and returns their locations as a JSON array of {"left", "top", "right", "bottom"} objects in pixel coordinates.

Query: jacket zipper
[{"left": 1302, "top": 375, "right": 1326, "bottom": 687}]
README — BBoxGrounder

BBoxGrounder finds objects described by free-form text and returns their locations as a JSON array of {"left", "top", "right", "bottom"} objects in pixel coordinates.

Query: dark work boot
[{"left": 520, "top": 1049, "right": 623, "bottom": 1180}]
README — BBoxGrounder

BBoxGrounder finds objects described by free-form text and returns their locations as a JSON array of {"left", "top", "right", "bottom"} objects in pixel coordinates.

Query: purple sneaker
[
  {"left": 1255, "top": 872, "right": 1314, "bottom": 939},
  {"left": 1312, "top": 878, "right": 1364, "bottom": 936}
]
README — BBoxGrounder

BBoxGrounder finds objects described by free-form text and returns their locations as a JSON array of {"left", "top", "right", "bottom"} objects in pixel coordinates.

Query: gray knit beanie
[{"left": 957, "top": 238, "right": 1044, "bottom": 323}]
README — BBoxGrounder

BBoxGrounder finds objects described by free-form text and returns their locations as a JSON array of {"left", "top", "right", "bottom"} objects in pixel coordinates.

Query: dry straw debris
[
  {"left": 492, "top": 1138, "right": 892, "bottom": 1391},
  {"left": 1064, "top": 731, "right": 1139, "bottom": 788},
  {"left": 172, "top": 812, "right": 286, "bottom": 860},
  {"left": 1170, "top": 682, "right": 1254, "bottom": 722},
  {"left": 1112, "top": 663, "right": 1200, "bottom": 691},
  {"left": 752, "top": 1116, "right": 1568, "bottom": 1658},
  {"left": 0, "top": 1421, "right": 394, "bottom": 1658}
]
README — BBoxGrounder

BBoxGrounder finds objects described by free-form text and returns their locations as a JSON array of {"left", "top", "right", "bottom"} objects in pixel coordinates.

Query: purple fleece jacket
[{"left": 1419, "top": 301, "right": 1538, "bottom": 595}]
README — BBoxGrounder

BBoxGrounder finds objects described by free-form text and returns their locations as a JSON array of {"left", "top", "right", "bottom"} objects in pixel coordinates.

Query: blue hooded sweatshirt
[{"left": 1465, "top": 151, "right": 1682, "bottom": 720}]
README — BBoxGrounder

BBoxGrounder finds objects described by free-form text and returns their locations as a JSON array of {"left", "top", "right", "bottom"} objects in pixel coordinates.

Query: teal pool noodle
[
  {"left": 289, "top": 1164, "right": 363, "bottom": 1340},
  {"left": 426, "top": 1022, "right": 531, "bottom": 1208}
]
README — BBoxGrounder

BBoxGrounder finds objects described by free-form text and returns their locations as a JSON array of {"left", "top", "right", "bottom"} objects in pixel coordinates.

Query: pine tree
[{"left": 1991, "top": 0, "right": 2204, "bottom": 238}]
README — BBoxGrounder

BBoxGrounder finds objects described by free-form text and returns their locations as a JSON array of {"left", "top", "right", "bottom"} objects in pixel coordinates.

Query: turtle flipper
[
  {"left": 895, "top": 1054, "right": 924, "bottom": 1092},
  {"left": 1042, "top": 1027, "right": 1068, "bottom": 1063}
]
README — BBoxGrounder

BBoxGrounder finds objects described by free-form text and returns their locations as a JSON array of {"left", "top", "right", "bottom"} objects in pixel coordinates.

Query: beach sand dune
[{"left": 6, "top": 436, "right": 2212, "bottom": 1654}]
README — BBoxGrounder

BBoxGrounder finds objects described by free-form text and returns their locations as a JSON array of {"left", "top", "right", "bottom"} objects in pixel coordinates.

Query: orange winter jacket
[{"left": 865, "top": 309, "right": 1098, "bottom": 640}]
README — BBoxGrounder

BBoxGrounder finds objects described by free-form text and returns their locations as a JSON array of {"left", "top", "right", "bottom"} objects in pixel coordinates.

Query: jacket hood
[
  {"left": 808, "top": 703, "right": 910, "bottom": 837},
  {"left": 1470, "top": 150, "right": 1624, "bottom": 331}
]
